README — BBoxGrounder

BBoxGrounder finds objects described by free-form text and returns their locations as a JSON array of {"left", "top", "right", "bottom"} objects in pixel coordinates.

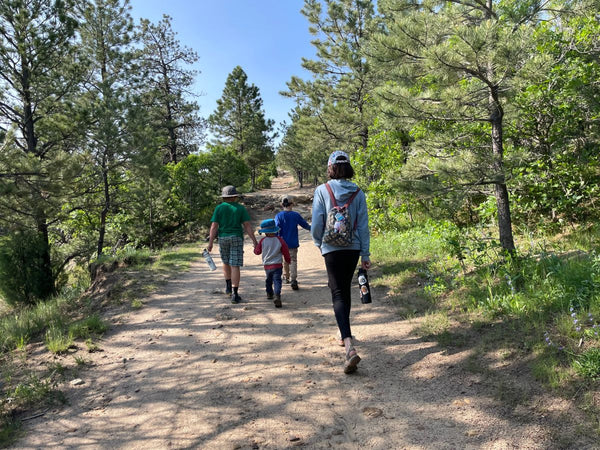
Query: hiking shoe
[
  {"left": 284, "top": 277, "right": 290, "bottom": 284},
  {"left": 267, "top": 292, "right": 274, "bottom": 300},
  {"left": 274, "top": 294, "right": 282, "bottom": 308},
  {"left": 344, "top": 348, "right": 361, "bottom": 374},
  {"left": 291, "top": 280, "right": 299, "bottom": 290},
  {"left": 231, "top": 293, "right": 242, "bottom": 304}
]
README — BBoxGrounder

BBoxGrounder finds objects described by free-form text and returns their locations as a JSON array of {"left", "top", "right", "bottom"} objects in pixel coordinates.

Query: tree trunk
[
  {"left": 36, "top": 218, "right": 56, "bottom": 297},
  {"left": 97, "top": 167, "right": 110, "bottom": 257},
  {"left": 489, "top": 88, "right": 516, "bottom": 254},
  {"left": 24, "top": 72, "right": 54, "bottom": 297}
]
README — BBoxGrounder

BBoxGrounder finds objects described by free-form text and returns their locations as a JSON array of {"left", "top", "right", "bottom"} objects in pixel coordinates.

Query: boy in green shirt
[{"left": 207, "top": 185, "right": 258, "bottom": 303}]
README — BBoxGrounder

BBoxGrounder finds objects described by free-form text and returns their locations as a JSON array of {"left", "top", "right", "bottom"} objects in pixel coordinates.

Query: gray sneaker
[{"left": 344, "top": 348, "right": 361, "bottom": 374}]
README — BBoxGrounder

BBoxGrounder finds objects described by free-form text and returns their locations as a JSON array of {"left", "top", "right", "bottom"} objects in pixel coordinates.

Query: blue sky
[{"left": 128, "top": 0, "right": 315, "bottom": 146}]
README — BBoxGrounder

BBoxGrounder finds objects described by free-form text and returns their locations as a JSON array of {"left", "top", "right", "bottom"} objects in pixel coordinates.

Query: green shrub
[{"left": 0, "top": 230, "right": 53, "bottom": 306}]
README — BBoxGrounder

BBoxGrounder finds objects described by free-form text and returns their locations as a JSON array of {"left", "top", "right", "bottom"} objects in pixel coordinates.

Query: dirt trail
[{"left": 13, "top": 173, "right": 595, "bottom": 449}]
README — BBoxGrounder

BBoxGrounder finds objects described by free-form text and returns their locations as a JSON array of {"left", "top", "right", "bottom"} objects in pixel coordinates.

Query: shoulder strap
[
  {"left": 343, "top": 188, "right": 360, "bottom": 208},
  {"left": 324, "top": 183, "right": 338, "bottom": 207},
  {"left": 325, "top": 183, "right": 361, "bottom": 209}
]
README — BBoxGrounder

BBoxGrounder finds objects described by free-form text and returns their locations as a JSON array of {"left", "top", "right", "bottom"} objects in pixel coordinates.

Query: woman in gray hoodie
[{"left": 311, "top": 150, "right": 371, "bottom": 374}]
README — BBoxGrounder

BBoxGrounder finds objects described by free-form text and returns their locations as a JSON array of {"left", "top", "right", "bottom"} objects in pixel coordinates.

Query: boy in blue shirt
[{"left": 275, "top": 195, "right": 311, "bottom": 290}]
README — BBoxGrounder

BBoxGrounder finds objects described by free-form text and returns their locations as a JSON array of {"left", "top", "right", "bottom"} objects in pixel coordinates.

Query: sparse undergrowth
[{"left": 0, "top": 243, "right": 202, "bottom": 446}]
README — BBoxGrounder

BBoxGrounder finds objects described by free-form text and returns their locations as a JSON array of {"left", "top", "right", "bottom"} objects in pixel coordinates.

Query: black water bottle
[{"left": 358, "top": 268, "right": 371, "bottom": 304}]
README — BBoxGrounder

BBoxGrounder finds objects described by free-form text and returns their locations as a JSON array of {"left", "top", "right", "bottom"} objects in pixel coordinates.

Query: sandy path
[{"left": 12, "top": 174, "right": 591, "bottom": 449}]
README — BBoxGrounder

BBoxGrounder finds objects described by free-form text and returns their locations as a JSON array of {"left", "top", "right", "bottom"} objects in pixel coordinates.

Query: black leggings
[{"left": 324, "top": 250, "right": 360, "bottom": 340}]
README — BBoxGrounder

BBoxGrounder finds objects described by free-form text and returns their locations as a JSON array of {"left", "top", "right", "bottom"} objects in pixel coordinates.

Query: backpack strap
[
  {"left": 344, "top": 188, "right": 360, "bottom": 208},
  {"left": 324, "top": 183, "right": 338, "bottom": 207},
  {"left": 325, "top": 183, "right": 360, "bottom": 209}
]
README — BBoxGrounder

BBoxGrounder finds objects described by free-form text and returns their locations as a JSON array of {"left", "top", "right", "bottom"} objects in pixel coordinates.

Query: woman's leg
[{"left": 324, "top": 250, "right": 360, "bottom": 341}]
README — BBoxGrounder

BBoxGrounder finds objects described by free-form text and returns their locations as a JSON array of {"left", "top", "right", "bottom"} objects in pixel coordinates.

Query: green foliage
[
  {"left": 374, "top": 221, "right": 600, "bottom": 397},
  {"left": 209, "top": 66, "right": 275, "bottom": 190},
  {"left": 0, "top": 417, "right": 21, "bottom": 448},
  {"left": 277, "top": 107, "right": 329, "bottom": 187},
  {"left": 476, "top": 252, "right": 600, "bottom": 317},
  {"left": 284, "top": 0, "right": 377, "bottom": 152},
  {"left": 508, "top": 12, "right": 600, "bottom": 228},
  {"left": 354, "top": 122, "right": 413, "bottom": 231},
  {"left": 0, "top": 231, "right": 53, "bottom": 306},
  {"left": 44, "top": 326, "right": 74, "bottom": 354},
  {"left": 68, "top": 314, "right": 108, "bottom": 340},
  {"left": 138, "top": 14, "right": 204, "bottom": 164},
  {"left": 203, "top": 145, "right": 250, "bottom": 190},
  {"left": 573, "top": 348, "right": 600, "bottom": 380}
]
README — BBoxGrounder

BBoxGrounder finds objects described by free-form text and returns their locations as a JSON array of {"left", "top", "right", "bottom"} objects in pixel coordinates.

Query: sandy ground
[{"left": 11, "top": 174, "right": 599, "bottom": 449}]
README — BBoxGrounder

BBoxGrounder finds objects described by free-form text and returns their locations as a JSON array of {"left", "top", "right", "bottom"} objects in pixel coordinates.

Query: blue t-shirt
[{"left": 275, "top": 210, "right": 310, "bottom": 249}]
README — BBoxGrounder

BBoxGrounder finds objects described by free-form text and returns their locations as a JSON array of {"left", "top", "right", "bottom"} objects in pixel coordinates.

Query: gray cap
[{"left": 221, "top": 185, "right": 239, "bottom": 198}]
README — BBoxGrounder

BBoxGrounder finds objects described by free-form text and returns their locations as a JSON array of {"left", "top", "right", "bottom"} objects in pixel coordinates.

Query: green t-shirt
[{"left": 210, "top": 201, "right": 251, "bottom": 237}]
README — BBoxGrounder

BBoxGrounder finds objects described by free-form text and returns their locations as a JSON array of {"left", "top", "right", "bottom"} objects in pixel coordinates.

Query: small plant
[
  {"left": 44, "top": 326, "right": 73, "bottom": 354},
  {"left": 8, "top": 375, "right": 53, "bottom": 406},
  {"left": 131, "top": 299, "right": 143, "bottom": 309},
  {"left": 573, "top": 348, "right": 600, "bottom": 379},
  {"left": 85, "top": 338, "right": 101, "bottom": 353},
  {"left": 74, "top": 356, "right": 90, "bottom": 367},
  {"left": 46, "top": 362, "right": 68, "bottom": 377}
]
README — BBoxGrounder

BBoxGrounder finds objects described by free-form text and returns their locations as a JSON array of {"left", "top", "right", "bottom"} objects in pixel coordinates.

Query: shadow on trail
[
  {"left": 65, "top": 252, "right": 557, "bottom": 448},
  {"left": 17, "top": 193, "right": 594, "bottom": 448}
]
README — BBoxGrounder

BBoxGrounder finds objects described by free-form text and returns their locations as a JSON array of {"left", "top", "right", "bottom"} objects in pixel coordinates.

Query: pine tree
[
  {"left": 78, "top": 0, "right": 139, "bottom": 257},
  {"left": 368, "top": 0, "right": 561, "bottom": 253},
  {"left": 138, "top": 15, "right": 204, "bottom": 164},
  {"left": 0, "top": 0, "right": 83, "bottom": 300},
  {"left": 283, "top": 0, "right": 377, "bottom": 154},
  {"left": 208, "top": 66, "right": 274, "bottom": 190}
]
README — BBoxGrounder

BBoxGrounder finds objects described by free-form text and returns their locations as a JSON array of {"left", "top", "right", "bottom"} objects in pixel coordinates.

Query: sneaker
[
  {"left": 274, "top": 294, "right": 282, "bottom": 308},
  {"left": 267, "top": 292, "right": 274, "bottom": 300},
  {"left": 284, "top": 278, "right": 290, "bottom": 284},
  {"left": 291, "top": 280, "right": 299, "bottom": 290},
  {"left": 344, "top": 348, "right": 361, "bottom": 374},
  {"left": 231, "top": 293, "right": 242, "bottom": 304}
]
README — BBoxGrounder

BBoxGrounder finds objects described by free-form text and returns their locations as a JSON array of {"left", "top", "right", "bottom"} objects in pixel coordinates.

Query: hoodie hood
[{"left": 326, "top": 179, "right": 359, "bottom": 204}]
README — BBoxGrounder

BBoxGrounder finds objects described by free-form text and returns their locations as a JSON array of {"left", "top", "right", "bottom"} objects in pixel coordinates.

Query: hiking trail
[{"left": 13, "top": 172, "right": 594, "bottom": 449}]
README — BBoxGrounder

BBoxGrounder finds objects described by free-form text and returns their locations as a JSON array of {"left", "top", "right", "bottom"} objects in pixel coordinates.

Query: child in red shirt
[{"left": 254, "top": 219, "right": 291, "bottom": 308}]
